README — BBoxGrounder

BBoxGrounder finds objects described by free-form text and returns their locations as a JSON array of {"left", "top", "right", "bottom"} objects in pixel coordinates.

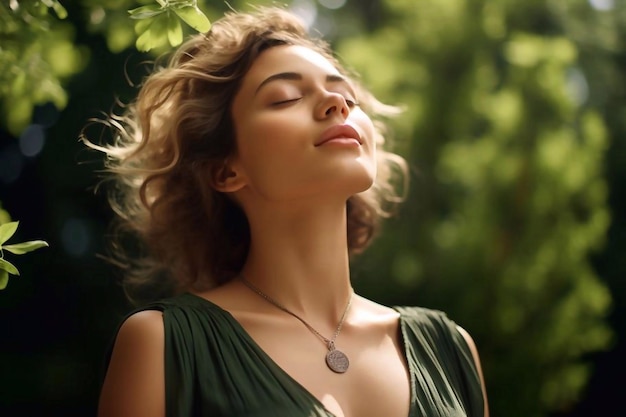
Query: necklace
[{"left": 239, "top": 276, "right": 353, "bottom": 374}]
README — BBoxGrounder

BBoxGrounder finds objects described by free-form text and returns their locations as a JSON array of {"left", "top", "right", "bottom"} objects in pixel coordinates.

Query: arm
[
  {"left": 457, "top": 326, "right": 490, "bottom": 417},
  {"left": 98, "top": 310, "right": 166, "bottom": 417}
]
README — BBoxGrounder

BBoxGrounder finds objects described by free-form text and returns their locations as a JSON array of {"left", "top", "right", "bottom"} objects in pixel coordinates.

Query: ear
[{"left": 211, "top": 160, "right": 246, "bottom": 193}]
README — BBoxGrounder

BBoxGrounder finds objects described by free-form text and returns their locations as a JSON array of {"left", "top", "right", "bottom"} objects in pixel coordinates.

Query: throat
[{"left": 239, "top": 275, "right": 354, "bottom": 374}]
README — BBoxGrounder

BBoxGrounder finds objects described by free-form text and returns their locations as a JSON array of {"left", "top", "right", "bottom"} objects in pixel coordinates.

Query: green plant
[
  {"left": 0, "top": 220, "right": 48, "bottom": 290},
  {"left": 0, "top": 0, "right": 211, "bottom": 136},
  {"left": 129, "top": 0, "right": 211, "bottom": 51}
]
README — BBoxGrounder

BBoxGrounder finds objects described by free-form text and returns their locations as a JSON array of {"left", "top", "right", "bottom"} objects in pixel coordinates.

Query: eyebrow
[{"left": 254, "top": 72, "right": 350, "bottom": 95}]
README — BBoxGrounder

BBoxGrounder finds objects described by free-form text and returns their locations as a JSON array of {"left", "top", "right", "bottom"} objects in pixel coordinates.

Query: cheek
[
  {"left": 240, "top": 119, "right": 303, "bottom": 159},
  {"left": 352, "top": 110, "right": 378, "bottom": 176},
  {"left": 351, "top": 110, "right": 376, "bottom": 149},
  {"left": 235, "top": 115, "right": 308, "bottom": 176}
]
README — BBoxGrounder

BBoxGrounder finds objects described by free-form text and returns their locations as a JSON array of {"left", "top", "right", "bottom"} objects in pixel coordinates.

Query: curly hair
[{"left": 85, "top": 7, "right": 407, "bottom": 302}]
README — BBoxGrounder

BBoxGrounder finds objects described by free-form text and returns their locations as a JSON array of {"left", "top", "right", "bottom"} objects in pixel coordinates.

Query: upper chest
[{"left": 234, "top": 311, "right": 412, "bottom": 417}]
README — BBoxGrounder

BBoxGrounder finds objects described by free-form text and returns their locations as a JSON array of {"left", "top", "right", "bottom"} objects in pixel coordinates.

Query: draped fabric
[{"left": 110, "top": 293, "right": 484, "bottom": 417}]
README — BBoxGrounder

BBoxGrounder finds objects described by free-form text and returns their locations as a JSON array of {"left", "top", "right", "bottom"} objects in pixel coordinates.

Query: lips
[{"left": 315, "top": 124, "right": 362, "bottom": 147}]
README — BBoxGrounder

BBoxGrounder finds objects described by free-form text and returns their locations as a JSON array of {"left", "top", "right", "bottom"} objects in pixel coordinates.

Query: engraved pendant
[{"left": 326, "top": 349, "right": 349, "bottom": 373}]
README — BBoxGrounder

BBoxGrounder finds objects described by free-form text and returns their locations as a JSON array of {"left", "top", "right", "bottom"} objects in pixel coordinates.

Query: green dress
[{"left": 115, "top": 293, "right": 484, "bottom": 417}]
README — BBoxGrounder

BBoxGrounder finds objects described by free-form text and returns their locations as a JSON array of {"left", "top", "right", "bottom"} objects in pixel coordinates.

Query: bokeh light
[
  {"left": 290, "top": 0, "right": 318, "bottom": 30},
  {"left": 318, "top": 0, "right": 347, "bottom": 10},
  {"left": 589, "top": 0, "right": 615, "bottom": 11},
  {"left": 566, "top": 67, "right": 590, "bottom": 107},
  {"left": 19, "top": 124, "right": 46, "bottom": 158}
]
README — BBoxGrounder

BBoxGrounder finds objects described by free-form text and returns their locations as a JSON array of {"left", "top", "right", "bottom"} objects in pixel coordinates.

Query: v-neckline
[{"left": 183, "top": 292, "right": 417, "bottom": 417}]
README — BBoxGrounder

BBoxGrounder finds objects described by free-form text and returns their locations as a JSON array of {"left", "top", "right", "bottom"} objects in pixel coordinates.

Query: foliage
[
  {"left": 0, "top": 0, "right": 87, "bottom": 135},
  {"left": 0, "top": 203, "right": 10, "bottom": 225},
  {"left": 0, "top": 0, "right": 210, "bottom": 136},
  {"left": 129, "top": 0, "right": 210, "bottom": 51},
  {"left": 341, "top": 0, "right": 616, "bottom": 415},
  {"left": 0, "top": 219, "right": 48, "bottom": 290}
]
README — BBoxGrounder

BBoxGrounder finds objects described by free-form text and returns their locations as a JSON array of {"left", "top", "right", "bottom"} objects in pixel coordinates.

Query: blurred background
[{"left": 0, "top": 0, "right": 624, "bottom": 416}]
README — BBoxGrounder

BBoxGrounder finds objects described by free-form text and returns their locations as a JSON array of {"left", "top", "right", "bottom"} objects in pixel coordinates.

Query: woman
[{"left": 94, "top": 7, "right": 488, "bottom": 417}]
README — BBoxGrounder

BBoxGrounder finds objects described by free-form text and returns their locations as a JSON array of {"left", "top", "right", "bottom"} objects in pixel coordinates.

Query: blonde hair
[{"left": 85, "top": 7, "right": 407, "bottom": 302}]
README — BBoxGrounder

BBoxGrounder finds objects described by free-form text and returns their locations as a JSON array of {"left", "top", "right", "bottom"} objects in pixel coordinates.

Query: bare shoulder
[
  {"left": 98, "top": 310, "right": 166, "bottom": 417},
  {"left": 355, "top": 295, "right": 397, "bottom": 314},
  {"left": 456, "top": 326, "right": 490, "bottom": 417},
  {"left": 117, "top": 309, "right": 164, "bottom": 341},
  {"left": 354, "top": 295, "right": 400, "bottom": 321},
  {"left": 106, "top": 310, "right": 165, "bottom": 369}
]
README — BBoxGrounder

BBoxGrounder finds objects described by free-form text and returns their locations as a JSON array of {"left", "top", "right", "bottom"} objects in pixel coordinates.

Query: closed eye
[
  {"left": 272, "top": 97, "right": 302, "bottom": 106},
  {"left": 345, "top": 98, "right": 359, "bottom": 108}
]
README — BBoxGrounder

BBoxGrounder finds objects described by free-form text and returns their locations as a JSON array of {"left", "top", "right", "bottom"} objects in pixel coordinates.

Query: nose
[{"left": 316, "top": 92, "right": 349, "bottom": 120}]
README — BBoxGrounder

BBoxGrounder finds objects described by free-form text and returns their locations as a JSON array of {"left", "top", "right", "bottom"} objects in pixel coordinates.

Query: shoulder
[
  {"left": 119, "top": 309, "right": 165, "bottom": 338},
  {"left": 394, "top": 305, "right": 473, "bottom": 357},
  {"left": 111, "top": 293, "right": 226, "bottom": 343},
  {"left": 395, "top": 306, "right": 488, "bottom": 416},
  {"left": 107, "top": 310, "right": 165, "bottom": 381},
  {"left": 394, "top": 306, "right": 462, "bottom": 357},
  {"left": 126, "top": 292, "right": 216, "bottom": 323},
  {"left": 394, "top": 305, "right": 453, "bottom": 335},
  {"left": 456, "top": 325, "right": 490, "bottom": 417},
  {"left": 455, "top": 325, "right": 480, "bottom": 363},
  {"left": 99, "top": 310, "right": 166, "bottom": 417}
]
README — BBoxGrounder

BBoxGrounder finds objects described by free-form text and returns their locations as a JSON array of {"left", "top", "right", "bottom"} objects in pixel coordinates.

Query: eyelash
[
  {"left": 272, "top": 98, "right": 302, "bottom": 106},
  {"left": 272, "top": 96, "right": 359, "bottom": 107}
]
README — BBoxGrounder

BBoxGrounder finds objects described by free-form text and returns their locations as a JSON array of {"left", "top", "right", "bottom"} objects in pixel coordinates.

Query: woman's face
[{"left": 229, "top": 44, "right": 377, "bottom": 204}]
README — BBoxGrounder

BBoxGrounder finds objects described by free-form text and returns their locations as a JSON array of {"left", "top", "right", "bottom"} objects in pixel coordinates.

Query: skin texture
[
  {"left": 98, "top": 310, "right": 165, "bottom": 417},
  {"left": 98, "top": 45, "right": 489, "bottom": 417}
]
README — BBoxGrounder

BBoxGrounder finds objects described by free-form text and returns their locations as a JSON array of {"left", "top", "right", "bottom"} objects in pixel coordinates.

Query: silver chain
[{"left": 239, "top": 275, "right": 353, "bottom": 351}]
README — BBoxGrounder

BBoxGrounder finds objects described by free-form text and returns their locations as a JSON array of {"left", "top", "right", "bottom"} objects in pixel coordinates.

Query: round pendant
[{"left": 326, "top": 349, "right": 349, "bottom": 373}]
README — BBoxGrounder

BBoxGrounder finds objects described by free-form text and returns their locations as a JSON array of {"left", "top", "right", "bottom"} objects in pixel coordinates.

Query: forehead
[{"left": 241, "top": 45, "right": 342, "bottom": 91}]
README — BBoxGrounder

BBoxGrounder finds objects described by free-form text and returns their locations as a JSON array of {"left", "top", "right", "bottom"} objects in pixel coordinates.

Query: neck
[{"left": 239, "top": 199, "right": 353, "bottom": 324}]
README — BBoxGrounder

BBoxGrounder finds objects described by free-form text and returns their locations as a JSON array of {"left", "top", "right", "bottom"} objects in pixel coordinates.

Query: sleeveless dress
[{"left": 111, "top": 292, "right": 484, "bottom": 417}]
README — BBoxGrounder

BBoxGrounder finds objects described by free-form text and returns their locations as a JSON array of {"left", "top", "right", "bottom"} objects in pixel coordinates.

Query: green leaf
[
  {"left": 129, "top": 4, "right": 164, "bottom": 20},
  {"left": 167, "top": 15, "right": 183, "bottom": 47},
  {"left": 0, "top": 221, "right": 18, "bottom": 245},
  {"left": 51, "top": 1, "right": 67, "bottom": 19},
  {"left": 0, "top": 207, "right": 10, "bottom": 225},
  {"left": 41, "top": 0, "right": 67, "bottom": 19},
  {"left": 0, "top": 258, "right": 19, "bottom": 276},
  {"left": 0, "top": 269, "right": 8, "bottom": 290},
  {"left": 135, "top": 14, "right": 170, "bottom": 52},
  {"left": 3, "top": 240, "right": 49, "bottom": 255},
  {"left": 173, "top": 6, "right": 211, "bottom": 33},
  {"left": 135, "top": 29, "right": 154, "bottom": 52},
  {"left": 134, "top": 18, "right": 154, "bottom": 36}
]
